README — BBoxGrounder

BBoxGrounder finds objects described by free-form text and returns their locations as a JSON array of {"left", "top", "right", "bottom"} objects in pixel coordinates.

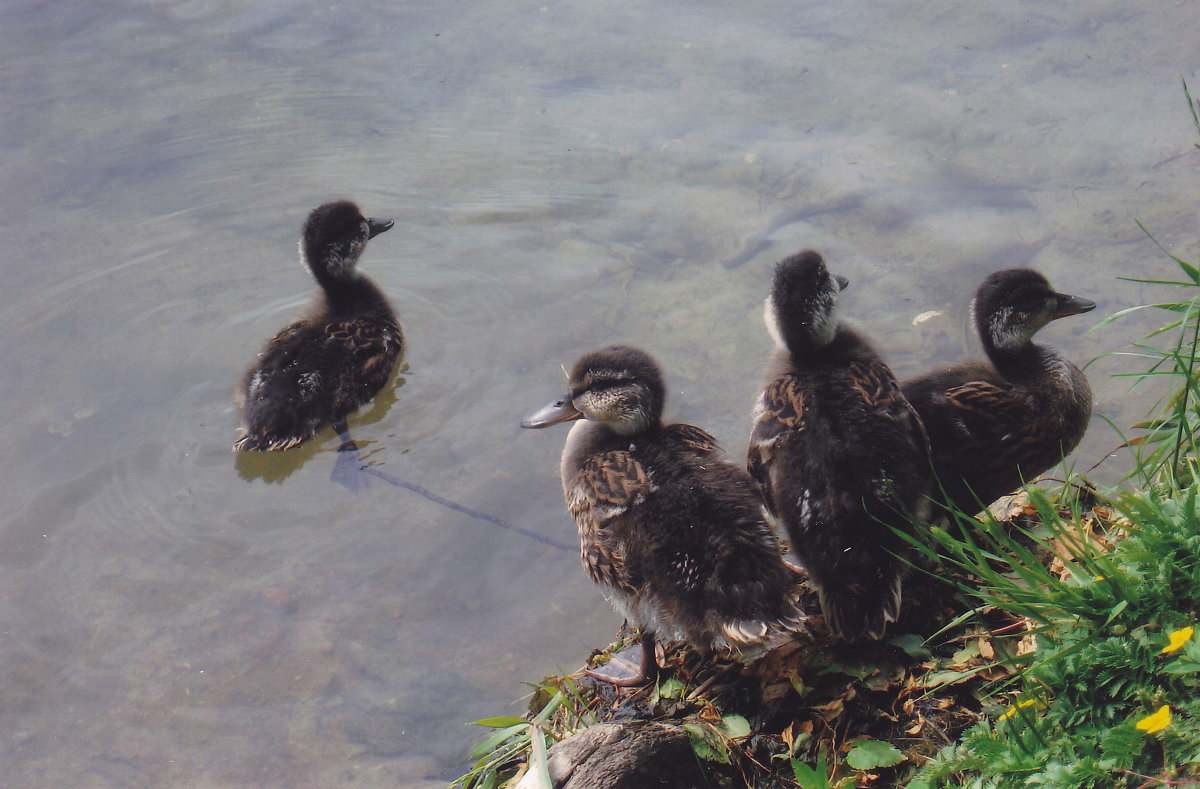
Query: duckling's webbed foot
[
  {"left": 331, "top": 423, "right": 371, "bottom": 493},
  {"left": 585, "top": 632, "right": 659, "bottom": 687}
]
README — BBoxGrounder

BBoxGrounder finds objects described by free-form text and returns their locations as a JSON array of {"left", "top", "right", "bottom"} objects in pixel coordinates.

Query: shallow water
[{"left": 2, "top": 0, "right": 1199, "bottom": 785}]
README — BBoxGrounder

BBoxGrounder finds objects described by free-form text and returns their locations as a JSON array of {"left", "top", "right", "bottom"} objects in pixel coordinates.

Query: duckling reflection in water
[
  {"left": 234, "top": 201, "right": 403, "bottom": 492},
  {"left": 749, "top": 250, "right": 932, "bottom": 641},
  {"left": 522, "top": 345, "right": 804, "bottom": 686},
  {"left": 901, "top": 268, "right": 1095, "bottom": 515}
]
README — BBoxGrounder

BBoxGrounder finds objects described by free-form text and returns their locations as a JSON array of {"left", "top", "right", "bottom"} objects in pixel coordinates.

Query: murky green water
[{"left": 1, "top": 0, "right": 1198, "bottom": 785}]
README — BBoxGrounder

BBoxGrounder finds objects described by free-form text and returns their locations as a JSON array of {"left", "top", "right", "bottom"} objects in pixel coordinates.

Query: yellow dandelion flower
[
  {"left": 1161, "top": 626, "right": 1195, "bottom": 654},
  {"left": 1136, "top": 705, "right": 1171, "bottom": 733},
  {"left": 998, "top": 699, "right": 1039, "bottom": 721}
]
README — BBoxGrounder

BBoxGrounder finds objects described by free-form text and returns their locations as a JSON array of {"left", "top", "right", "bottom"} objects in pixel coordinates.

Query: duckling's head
[
  {"left": 300, "top": 201, "right": 394, "bottom": 283},
  {"left": 521, "top": 345, "right": 665, "bottom": 436},
  {"left": 764, "top": 250, "right": 850, "bottom": 354},
  {"left": 972, "top": 269, "right": 1096, "bottom": 352}
]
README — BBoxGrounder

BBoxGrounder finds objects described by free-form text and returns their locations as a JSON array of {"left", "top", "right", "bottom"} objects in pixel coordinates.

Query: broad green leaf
[
  {"left": 720, "top": 713, "right": 751, "bottom": 740},
  {"left": 1161, "top": 657, "right": 1200, "bottom": 675},
  {"left": 657, "top": 676, "right": 685, "bottom": 699},
  {"left": 791, "top": 758, "right": 830, "bottom": 789},
  {"left": 952, "top": 641, "right": 980, "bottom": 664},
  {"left": 888, "top": 633, "right": 932, "bottom": 660},
  {"left": 682, "top": 722, "right": 731, "bottom": 764},
  {"left": 845, "top": 739, "right": 905, "bottom": 770}
]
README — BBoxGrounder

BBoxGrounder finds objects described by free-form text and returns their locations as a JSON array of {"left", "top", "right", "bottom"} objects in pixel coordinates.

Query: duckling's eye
[{"left": 582, "top": 379, "right": 631, "bottom": 399}]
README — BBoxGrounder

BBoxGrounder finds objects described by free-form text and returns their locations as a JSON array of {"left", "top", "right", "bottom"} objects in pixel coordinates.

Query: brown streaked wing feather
[
  {"left": 268, "top": 322, "right": 308, "bottom": 346},
  {"left": 749, "top": 376, "right": 807, "bottom": 516},
  {"left": 666, "top": 423, "right": 722, "bottom": 457},
  {"left": 850, "top": 360, "right": 932, "bottom": 458},
  {"left": 942, "top": 380, "right": 1027, "bottom": 434},
  {"left": 746, "top": 439, "right": 770, "bottom": 501},
  {"left": 567, "top": 450, "right": 653, "bottom": 594},
  {"left": 325, "top": 321, "right": 400, "bottom": 370},
  {"left": 848, "top": 360, "right": 903, "bottom": 409},
  {"left": 752, "top": 376, "right": 806, "bottom": 441}
]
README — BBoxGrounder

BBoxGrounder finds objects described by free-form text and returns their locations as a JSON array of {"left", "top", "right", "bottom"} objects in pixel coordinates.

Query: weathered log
[{"left": 531, "top": 721, "right": 706, "bottom": 789}]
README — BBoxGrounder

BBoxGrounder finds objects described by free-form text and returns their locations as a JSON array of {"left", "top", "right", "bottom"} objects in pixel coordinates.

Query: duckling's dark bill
[
  {"left": 1053, "top": 293, "right": 1096, "bottom": 318},
  {"left": 367, "top": 218, "right": 394, "bottom": 238},
  {"left": 521, "top": 398, "right": 582, "bottom": 429}
]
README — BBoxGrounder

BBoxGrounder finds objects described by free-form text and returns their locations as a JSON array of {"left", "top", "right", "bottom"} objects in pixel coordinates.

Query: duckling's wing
[
  {"left": 847, "top": 359, "right": 904, "bottom": 409},
  {"left": 661, "top": 424, "right": 723, "bottom": 460},
  {"left": 849, "top": 359, "right": 933, "bottom": 472},
  {"left": 748, "top": 375, "right": 807, "bottom": 512},
  {"left": 268, "top": 322, "right": 308, "bottom": 347},
  {"left": 939, "top": 380, "right": 1026, "bottom": 442},
  {"left": 567, "top": 449, "right": 655, "bottom": 595},
  {"left": 322, "top": 319, "right": 404, "bottom": 406},
  {"left": 235, "top": 320, "right": 326, "bottom": 451}
]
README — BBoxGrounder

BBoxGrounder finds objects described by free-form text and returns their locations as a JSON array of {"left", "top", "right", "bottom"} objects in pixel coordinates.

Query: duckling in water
[
  {"left": 749, "top": 250, "right": 932, "bottom": 641},
  {"left": 901, "top": 268, "right": 1095, "bottom": 515},
  {"left": 234, "top": 201, "right": 403, "bottom": 491},
  {"left": 522, "top": 345, "right": 804, "bottom": 686}
]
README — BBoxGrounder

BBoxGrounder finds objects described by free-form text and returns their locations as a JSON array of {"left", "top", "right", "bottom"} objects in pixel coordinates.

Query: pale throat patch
[
  {"left": 763, "top": 297, "right": 786, "bottom": 350},
  {"left": 987, "top": 305, "right": 1033, "bottom": 350},
  {"left": 763, "top": 290, "right": 837, "bottom": 348},
  {"left": 299, "top": 239, "right": 361, "bottom": 279}
]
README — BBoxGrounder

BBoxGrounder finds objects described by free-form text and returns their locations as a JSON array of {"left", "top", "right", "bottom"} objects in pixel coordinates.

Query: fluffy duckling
[
  {"left": 749, "top": 250, "right": 932, "bottom": 641},
  {"left": 234, "top": 201, "right": 402, "bottom": 490},
  {"left": 901, "top": 268, "right": 1094, "bottom": 515},
  {"left": 522, "top": 345, "right": 804, "bottom": 686}
]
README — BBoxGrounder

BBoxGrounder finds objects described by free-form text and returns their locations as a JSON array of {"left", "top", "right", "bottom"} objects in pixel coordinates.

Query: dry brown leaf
[
  {"left": 761, "top": 680, "right": 793, "bottom": 705},
  {"left": 816, "top": 697, "right": 845, "bottom": 721},
  {"left": 978, "top": 638, "right": 995, "bottom": 661}
]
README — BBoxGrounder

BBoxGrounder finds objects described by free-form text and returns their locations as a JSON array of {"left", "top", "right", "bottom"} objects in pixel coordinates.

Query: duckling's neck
[
  {"left": 983, "top": 337, "right": 1061, "bottom": 382},
  {"left": 781, "top": 325, "right": 877, "bottom": 369},
  {"left": 315, "top": 274, "right": 396, "bottom": 320}
]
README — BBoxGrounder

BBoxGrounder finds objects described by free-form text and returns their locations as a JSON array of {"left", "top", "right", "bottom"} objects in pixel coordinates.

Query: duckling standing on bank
[
  {"left": 522, "top": 345, "right": 804, "bottom": 686},
  {"left": 749, "top": 251, "right": 932, "bottom": 641},
  {"left": 234, "top": 201, "right": 403, "bottom": 492},
  {"left": 901, "top": 268, "right": 1095, "bottom": 515}
]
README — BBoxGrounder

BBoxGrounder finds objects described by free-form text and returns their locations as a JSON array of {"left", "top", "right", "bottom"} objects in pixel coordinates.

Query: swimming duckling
[
  {"left": 234, "top": 201, "right": 403, "bottom": 491},
  {"left": 901, "top": 268, "right": 1095, "bottom": 515},
  {"left": 522, "top": 345, "right": 804, "bottom": 686},
  {"left": 749, "top": 250, "right": 932, "bottom": 641}
]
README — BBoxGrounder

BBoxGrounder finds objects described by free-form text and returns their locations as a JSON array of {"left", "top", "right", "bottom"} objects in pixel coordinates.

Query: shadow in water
[
  {"left": 360, "top": 465, "right": 575, "bottom": 552},
  {"left": 233, "top": 362, "right": 572, "bottom": 551}
]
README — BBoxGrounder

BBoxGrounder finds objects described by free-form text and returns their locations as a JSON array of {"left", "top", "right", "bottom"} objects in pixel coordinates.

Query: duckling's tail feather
[
  {"left": 818, "top": 574, "right": 902, "bottom": 641},
  {"left": 232, "top": 430, "right": 306, "bottom": 452}
]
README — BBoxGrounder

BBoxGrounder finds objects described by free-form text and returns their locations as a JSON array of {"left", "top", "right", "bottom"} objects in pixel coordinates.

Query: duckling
[
  {"left": 234, "top": 201, "right": 402, "bottom": 491},
  {"left": 900, "top": 268, "right": 1095, "bottom": 515},
  {"left": 749, "top": 250, "right": 932, "bottom": 641},
  {"left": 522, "top": 345, "right": 804, "bottom": 686}
]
